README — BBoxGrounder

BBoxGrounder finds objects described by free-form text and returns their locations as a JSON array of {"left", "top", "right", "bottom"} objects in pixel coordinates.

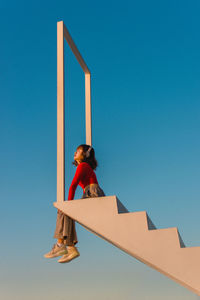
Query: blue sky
[{"left": 1, "top": 0, "right": 200, "bottom": 299}]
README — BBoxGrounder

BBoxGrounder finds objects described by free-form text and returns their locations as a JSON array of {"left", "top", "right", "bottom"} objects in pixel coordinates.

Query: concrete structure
[
  {"left": 54, "top": 197, "right": 200, "bottom": 296},
  {"left": 56, "top": 20, "right": 200, "bottom": 296}
]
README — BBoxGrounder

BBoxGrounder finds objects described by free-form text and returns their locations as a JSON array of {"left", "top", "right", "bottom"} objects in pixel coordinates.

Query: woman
[{"left": 44, "top": 144, "right": 105, "bottom": 263}]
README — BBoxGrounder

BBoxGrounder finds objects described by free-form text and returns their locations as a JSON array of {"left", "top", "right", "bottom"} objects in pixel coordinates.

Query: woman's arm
[{"left": 67, "top": 163, "right": 86, "bottom": 200}]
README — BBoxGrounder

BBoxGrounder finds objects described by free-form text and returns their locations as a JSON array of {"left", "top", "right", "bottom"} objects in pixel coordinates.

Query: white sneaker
[
  {"left": 58, "top": 246, "right": 80, "bottom": 263},
  {"left": 44, "top": 243, "right": 68, "bottom": 258}
]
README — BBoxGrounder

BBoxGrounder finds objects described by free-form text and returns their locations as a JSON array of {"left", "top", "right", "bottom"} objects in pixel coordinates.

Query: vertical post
[
  {"left": 85, "top": 73, "right": 92, "bottom": 146},
  {"left": 57, "top": 21, "right": 65, "bottom": 202}
]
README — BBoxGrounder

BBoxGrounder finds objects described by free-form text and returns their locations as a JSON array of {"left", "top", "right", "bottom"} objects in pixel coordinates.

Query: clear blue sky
[{"left": 1, "top": 0, "right": 200, "bottom": 299}]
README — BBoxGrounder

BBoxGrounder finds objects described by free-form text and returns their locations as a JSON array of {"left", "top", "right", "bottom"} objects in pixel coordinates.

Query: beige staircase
[{"left": 54, "top": 196, "right": 200, "bottom": 296}]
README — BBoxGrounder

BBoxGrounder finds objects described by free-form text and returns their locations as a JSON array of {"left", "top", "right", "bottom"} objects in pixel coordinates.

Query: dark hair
[{"left": 72, "top": 144, "right": 98, "bottom": 170}]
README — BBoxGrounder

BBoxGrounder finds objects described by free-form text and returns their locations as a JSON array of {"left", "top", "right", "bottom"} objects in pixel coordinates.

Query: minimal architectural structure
[
  {"left": 57, "top": 21, "right": 92, "bottom": 203},
  {"left": 54, "top": 197, "right": 200, "bottom": 296},
  {"left": 55, "top": 21, "right": 200, "bottom": 296}
]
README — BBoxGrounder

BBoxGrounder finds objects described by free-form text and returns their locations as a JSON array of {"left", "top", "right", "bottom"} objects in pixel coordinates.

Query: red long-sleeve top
[{"left": 68, "top": 162, "right": 98, "bottom": 200}]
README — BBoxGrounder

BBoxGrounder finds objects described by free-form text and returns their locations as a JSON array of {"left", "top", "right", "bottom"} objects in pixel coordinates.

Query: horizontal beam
[{"left": 63, "top": 22, "right": 90, "bottom": 74}]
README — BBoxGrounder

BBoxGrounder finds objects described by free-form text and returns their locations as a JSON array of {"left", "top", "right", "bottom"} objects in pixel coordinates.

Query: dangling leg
[
  {"left": 44, "top": 210, "right": 68, "bottom": 258},
  {"left": 58, "top": 216, "right": 80, "bottom": 263}
]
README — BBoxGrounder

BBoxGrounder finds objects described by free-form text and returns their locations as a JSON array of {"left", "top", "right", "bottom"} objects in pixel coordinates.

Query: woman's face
[{"left": 74, "top": 147, "right": 83, "bottom": 163}]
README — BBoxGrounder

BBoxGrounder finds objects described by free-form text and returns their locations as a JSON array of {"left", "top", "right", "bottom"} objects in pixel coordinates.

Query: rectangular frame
[{"left": 57, "top": 21, "right": 92, "bottom": 202}]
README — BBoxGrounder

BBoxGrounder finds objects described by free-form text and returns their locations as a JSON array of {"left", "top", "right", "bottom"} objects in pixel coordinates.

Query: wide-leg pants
[{"left": 53, "top": 184, "right": 105, "bottom": 245}]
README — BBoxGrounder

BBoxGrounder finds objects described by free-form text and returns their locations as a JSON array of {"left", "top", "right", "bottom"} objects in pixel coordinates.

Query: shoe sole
[
  {"left": 58, "top": 253, "right": 80, "bottom": 263},
  {"left": 44, "top": 250, "right": 68, "bottom": 259}
]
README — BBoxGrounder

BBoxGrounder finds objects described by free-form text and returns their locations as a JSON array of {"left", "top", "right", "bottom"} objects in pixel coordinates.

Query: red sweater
[{"left": 68, "top": 162, "right": 98, "bottom": 200}]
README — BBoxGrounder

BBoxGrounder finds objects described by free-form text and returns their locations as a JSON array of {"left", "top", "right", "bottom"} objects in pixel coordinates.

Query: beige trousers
[{"left": 53, "top": 184, "right": 105, "bottom": 245}]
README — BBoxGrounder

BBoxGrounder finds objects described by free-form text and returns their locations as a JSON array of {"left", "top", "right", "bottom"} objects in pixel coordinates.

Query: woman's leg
[
  {"left": 54, "top": 209, "right": 78, "bottom": 246},
  {"left": 58, "top": 186, "right": 105, "bottom": 263},
  {"left": 44, "top": 211, "right": 68, "bottom": 258},
  {"left": 44, "top": 210, "right": 78, "bottom": 259},
  {"left": 57, "top": 215, "right": 79, "bottom": 263}
]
